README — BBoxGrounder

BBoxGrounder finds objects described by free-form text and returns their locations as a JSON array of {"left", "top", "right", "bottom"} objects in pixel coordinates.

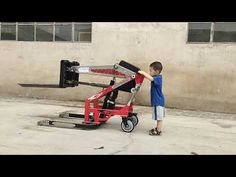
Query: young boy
[{"left": 138, "top": 61, "right": 165, "bottom": 136}]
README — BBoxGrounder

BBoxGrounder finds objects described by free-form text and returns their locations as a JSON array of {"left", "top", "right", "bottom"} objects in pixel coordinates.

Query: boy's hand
[
  {"left": 138, "top": 70, "right": 153, "bottom": 81},
  {"left": 138, "top": 70, "right": 145, "bottom": 75}
]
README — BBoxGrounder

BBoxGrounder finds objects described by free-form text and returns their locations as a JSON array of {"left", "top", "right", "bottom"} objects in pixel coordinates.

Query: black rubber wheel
[
  {"left": 129, "top": 115, "right": 139, "bottom": 126},
  {"left": 121, "top": 119, "right": 134, "bottom": 133}
]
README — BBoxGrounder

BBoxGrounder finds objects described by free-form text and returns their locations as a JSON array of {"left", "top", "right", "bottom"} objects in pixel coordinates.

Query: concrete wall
[{"left": 0, "top": 22, "right": 236, "bottom": 113}]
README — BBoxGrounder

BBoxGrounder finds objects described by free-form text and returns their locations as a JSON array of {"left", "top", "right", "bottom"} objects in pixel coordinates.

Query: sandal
[
  {"left": 149, "top": 128, "right": 158, "bottom": 135},
  {"left": 149, "top": 128, "right": 155, "bottom": 134},
  {"left": 149, "top": 128, "right": 162, "bottom": 136},
  {"left": 157, "top": 131, "right": 162, "bottom": 135}
]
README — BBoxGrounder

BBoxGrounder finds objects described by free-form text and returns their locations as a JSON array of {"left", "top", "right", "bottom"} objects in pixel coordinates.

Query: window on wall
[
  {"left": 213, "top": 22, "right": 236, "bottom": 42},
  {"left": 0, "top": 22, "right": 92, "bottom": 42},
  {"left": 74, "top": 23, "right": 92, "bottom": 42},
  {"left": 0, "top": 23, "right": 16, "bottom": 40},
  {"left": 36, "top": 23, "right": 53, "bottom": 41},
  {"left": 18, "top": 22, "right": 35, "bottom": 41},
  {"left": 19, "top": 22, "right": 44, "bottom": 41},
  {"left": 188, "top": 22, "right": 236, "bottom": 43},
  {"left": 55, "top": 23, "right": 72, "bottom": 41},
  {"left": 188, "top": 23, "right": 212, "bottom": 42}
]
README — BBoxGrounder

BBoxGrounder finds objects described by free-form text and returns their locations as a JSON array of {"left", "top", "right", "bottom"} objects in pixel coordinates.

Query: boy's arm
[{"left": 138, "top": 70, "right": 154, "bottom": 81}]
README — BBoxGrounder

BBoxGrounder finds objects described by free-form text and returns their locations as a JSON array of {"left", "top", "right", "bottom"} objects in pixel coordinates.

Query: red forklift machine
[{"left": 20, "top": 60, "right": 144, "bottom": 133}]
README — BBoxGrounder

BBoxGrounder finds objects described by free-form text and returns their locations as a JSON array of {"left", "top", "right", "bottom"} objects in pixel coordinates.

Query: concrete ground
[{"left": 0, "top": 96, "right": 235, "bottom": 155}]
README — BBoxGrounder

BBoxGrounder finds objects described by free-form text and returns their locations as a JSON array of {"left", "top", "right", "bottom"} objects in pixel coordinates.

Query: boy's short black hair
[{"left": 149, "top": 61, "right": 163, "bottom": 73}]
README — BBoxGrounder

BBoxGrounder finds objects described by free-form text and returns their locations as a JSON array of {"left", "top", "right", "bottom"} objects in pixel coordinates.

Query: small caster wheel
[
  {"left": 129, "top": 115, "right": 139, "bottom": 126},
  {"left": 121, "top": 119, "right": 134, "bottom": 133}
]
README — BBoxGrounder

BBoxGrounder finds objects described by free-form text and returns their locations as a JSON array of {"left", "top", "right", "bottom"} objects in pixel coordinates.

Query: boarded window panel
[
  {"left": 187, "top": 23, "right": 211, "bottom": 42},
  {"left": 36, "top": 25, "right": 53, "bottom": 41},
  {"left": 1, "top": 23, "right": 16, "bottom": 40},
  {"left": 79, "top": 32, "right": 91, "bottom": 42},
  {"left": 18, "top": 25, "right": 35, "bottom": 41},
  {"left": 213, "top": 22, "right": 236, "bottom": 42},
  {"left": 55, "top": 24, "right": 72, "bottom": 41},
  {"left": 74, "top": 23, "right": 92, "bottom": 42}
]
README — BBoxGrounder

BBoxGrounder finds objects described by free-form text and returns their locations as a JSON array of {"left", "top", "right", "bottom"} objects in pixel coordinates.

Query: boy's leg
[
  {"left": 150, "top": 120, "right": 162, "bottom": 135},
  {"left": 156, "top": 120, "right": 162, "bottom": 132},
  {"left": 150, "top": 106, "right": 165, "bottom": 135},
  {"left": 155, "top": 106, "right": 165, "bottom": 134},
  {"left": 149, "top": 106, "right": 158, "bottom": 135},
  {"left": 151, "top": 106, "right": 157, "bottom": 129}
]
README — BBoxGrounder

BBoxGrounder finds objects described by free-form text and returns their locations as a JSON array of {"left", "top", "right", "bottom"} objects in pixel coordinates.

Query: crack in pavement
[
  {"left": 111, "top": 133, "right": 134, "bottom": 155},
  {"left": 211, "top": 121, "right": 236, "bottom": 129}
]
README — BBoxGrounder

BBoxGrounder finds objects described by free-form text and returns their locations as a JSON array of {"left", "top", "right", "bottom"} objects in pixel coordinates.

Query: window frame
[
  {"left": 0, "top": 22, "right": 17, "bottom": 41},
  {"left": 212, "top": 22, "right": 236, "bottom": 43},
  {"left": 17, "top": 22, "right": 35, "bottom": 42},
  {"left": 35, "top": 22, "right": 54, "bottom": 42},
  {"left": 74, "top": 22, "right": 92, "bottom": 43},
  {"left": 187, "top": 22, "right": 236, "bottom": 44},
  {"left": 54, "top": 22, "right": 73, "bottom": 42},
  {"left": 186, "top": 22, "right": 213, "bottom": 44},
  {"left": 0, "top": 22, "right": 92, "bottom": 43}
]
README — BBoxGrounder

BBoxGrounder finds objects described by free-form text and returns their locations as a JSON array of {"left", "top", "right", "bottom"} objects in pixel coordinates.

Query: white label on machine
[{"left": 78, "top": 67, "right": 90, "bottom": 73}]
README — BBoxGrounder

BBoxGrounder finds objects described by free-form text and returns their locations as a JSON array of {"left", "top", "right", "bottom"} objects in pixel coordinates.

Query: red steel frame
[{"left": 82, "top": 72, "right": 144, "bottom": 124}]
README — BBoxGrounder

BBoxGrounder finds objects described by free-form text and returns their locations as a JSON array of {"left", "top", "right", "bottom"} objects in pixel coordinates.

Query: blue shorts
[{"left": 152, "top": 106, "right": 165, "bottom": 120}]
